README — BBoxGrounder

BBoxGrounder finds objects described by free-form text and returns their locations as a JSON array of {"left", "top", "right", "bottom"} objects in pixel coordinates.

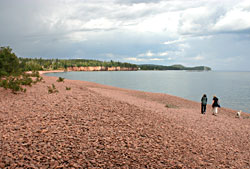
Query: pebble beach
[{"left": 0, "top": 73, "right": 250, "bottom": 168}]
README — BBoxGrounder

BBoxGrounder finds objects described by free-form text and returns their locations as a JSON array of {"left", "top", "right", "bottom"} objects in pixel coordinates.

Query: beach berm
[{"left": 0, "top": 72, "right": 250, "bottom": 168}]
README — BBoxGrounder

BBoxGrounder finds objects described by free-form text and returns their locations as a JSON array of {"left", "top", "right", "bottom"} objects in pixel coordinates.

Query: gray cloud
[
  {"left": 0, "top": 0, "right": 250, "bottom": 70},
  {"left": 115, "top": 0, "right": 163, "bottom": 4}
]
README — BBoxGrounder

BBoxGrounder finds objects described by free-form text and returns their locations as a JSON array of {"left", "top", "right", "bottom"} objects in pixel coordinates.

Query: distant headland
[{"left": 19, "top": 57, "right": 211, "bottom": 71}]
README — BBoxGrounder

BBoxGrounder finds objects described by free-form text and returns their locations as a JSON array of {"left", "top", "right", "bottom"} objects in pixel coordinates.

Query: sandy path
[{"left": 0, "top": 74, "right": 250, "bottom": 168}]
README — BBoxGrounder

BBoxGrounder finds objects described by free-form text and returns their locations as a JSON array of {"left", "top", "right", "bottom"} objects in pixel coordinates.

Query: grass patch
[
  {"left": 56, "top": 77, "right": 65, "bottom": 82},
  {"left": 165, "top": 103, "right": 178, "bottom": 108},
  {"left": 48, "top": 84, "right": 58, "bottom": 94}
]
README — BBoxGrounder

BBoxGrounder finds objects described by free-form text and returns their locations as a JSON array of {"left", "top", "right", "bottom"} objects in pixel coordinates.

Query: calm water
[{"left": 47, "top": 71, "right": 250, "bottom": 113}]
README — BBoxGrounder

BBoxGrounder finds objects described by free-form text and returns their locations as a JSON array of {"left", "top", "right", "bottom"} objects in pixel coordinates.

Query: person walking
[
  {"left": 201, "top": 94, "right": 207, "bottom": 114},
  {"left": 212, "top": 95, "right": 220, "bottom": 115}
]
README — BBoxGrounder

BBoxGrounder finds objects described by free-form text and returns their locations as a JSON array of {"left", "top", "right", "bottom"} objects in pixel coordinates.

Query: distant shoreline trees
[
  {"left": 139, "top": 64, "right": 211, "bottom": 71},
  {"left": 1, "top": 46, "right": 211, "bottom": 75},
  {"left": 19, "top": 58, "right": 138, "bottom": 71},
  {"left": 0, "top": 46, "right": 212, "bottom": 92},
  {"left": 19, "top": 58, "right": 211, "bottom": 71}
]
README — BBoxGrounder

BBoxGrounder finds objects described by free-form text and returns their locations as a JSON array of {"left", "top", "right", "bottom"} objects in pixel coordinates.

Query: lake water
[{"left": 47, "top": 71, "right": 250, "bottom": 113}]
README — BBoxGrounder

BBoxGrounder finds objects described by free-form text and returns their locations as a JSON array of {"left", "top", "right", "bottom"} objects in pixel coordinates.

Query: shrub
[
  {"left": 0, "top": 46, "right": 21, "bottom": 78},
  {"left": 20, "top": 77, "right": 33, "bottom": 86},
  {"left": 35, "top": 76, "right": 43, "bottom": 82},
  {"left": 66, "top": 87, "right": 71, "bottom": 90},
  {"left": 0, "top": 77, "right": 27, "bottom": 93},
  {"left": 48, "top": 84, "right": 58, "bottom": 94},
  {"left": 0, "top": 47, "right": 43, "bottom": 93},
  {"left": 57, "top": 77, "right": 64, "bottom": 82},
  {"left": 30, "top": 70, "right": 39, "bottom": 77},
  {"left": 165, "top": 103, "right": 178, "bottom": 108}
]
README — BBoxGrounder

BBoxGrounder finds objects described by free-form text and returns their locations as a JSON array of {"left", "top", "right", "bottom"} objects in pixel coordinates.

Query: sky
[{"left": 0, "top": 0, "right": 250, "bottom": 70}]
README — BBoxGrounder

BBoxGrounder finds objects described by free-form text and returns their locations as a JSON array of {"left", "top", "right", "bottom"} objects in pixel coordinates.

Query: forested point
[
  {"left": 139, "top": 64, "right": 211, "bottom": 71},
  {"left": 19, "top": 57, "right": 211, "bottom": 71},
  {"left": 1, "top": 46, "right": 212, "bottom": 72},
  {"left": 0, "top": 46, "right": 211, "bottom": 92},
  {"left": 19, "top": 58, "right": 138, "bottom": 71}
]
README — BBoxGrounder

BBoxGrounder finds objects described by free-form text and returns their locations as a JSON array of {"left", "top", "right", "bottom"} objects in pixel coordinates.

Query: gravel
[{"left": 0, "top": 74, "right": 250, "bottom": 168}]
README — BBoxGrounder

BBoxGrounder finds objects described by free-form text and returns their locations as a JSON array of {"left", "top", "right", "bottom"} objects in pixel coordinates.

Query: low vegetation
[
  {"left": 47, "top": 84, "right": 58, "bottom": 94},
  {"left": 0, "top": 47, "right": 43, "bottom": 93},
  {"left": 66, "top": 86, "right": 71, "bottom": 90},
  {"left": 165, "top": 103, "right": 178, "bottom": 108},
  {"left": 57, "top": 77, "right": 65, "bottom": 82}
]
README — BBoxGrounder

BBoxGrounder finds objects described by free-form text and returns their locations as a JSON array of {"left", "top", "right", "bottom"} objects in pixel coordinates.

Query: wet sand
[{"left": 0, "top": 73, "right": 250, "bottom": 168}]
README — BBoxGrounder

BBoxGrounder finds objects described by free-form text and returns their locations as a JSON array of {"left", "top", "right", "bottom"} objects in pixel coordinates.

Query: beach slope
[{"left": 0, "top": 74, "right": 250, "bottom": 168}]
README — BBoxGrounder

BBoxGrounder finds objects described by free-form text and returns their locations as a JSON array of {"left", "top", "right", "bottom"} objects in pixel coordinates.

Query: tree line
[
  {"left": 139, "top": 64, "right": 211, "bottom": 71},
  {"left": 0, "top": 46, "right": 211, "bottom": 92},
  {"left": 19, "top": 58, "right": 138, "bottom": 71}
]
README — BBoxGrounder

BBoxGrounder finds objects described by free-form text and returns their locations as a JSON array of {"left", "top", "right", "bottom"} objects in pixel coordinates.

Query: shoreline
[
  {"left": 42, "top": 70, "right": 249, "bottom": 114},
  {"left": 0, "top": 74, "right": 250, "bottom": 168},
  {"left": 38, "top": 70, "right": 66, "bottom": 75}
]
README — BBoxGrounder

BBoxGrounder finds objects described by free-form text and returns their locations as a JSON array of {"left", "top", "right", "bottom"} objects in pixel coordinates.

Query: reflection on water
[{"left": 47, "top": 71, "right": 250, "bottom": 113}]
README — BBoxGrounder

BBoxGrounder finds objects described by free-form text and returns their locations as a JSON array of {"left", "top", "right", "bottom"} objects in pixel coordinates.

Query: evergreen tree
[{"left": 0, "top": 46, "right": 21, "bottom": 77}]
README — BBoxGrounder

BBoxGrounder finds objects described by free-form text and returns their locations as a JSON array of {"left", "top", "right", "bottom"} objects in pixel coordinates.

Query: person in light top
[{"left": 212, "top": 95, "right": 220, "bottom": 116}]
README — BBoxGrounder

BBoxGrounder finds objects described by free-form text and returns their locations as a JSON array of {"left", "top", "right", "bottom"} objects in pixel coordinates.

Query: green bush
[
  {"left": 165, "top": 103, "right": 178, "bottom": 108},
  {"left": 20, "top": 77, "right": 33, "bottom": 86},
  {"left": 0, "top": 47, "right": 43, "bottom": 93},
  {"left": 31, "top": 70, "right": 40, "bottom": 77},
  {"left": 48, "top": 84, "right": 58, "bottom": 94},
  {"left": 35, "top": 76, "right": 43, "bottom": 82},
  {"left": 0, "top": 47, "right": 21, "bottom": 78},
  {"left": 66, "top": 86, "right": 71, "bottom": 90},
  {"left": 57, "top": 77, "right": 65, "bottom": 82},
  {"left": 0, "top": 77, "right": 27, "bottom": 93}
]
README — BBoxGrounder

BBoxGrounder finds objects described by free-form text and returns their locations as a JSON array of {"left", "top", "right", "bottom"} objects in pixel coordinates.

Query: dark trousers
[{"left": 201, "top": 104, "right": 206, "bottom": 114}]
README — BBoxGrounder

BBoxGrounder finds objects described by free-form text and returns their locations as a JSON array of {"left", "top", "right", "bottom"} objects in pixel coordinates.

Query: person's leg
[
  {"left": 204, "top": 104, "right": 206, "bottom": 114},
  {"left": 214, "top": 107, "right": 218, "bottom": 115},
  {"left": 201, "top": 104, "right": 204, "bottom": 114}
]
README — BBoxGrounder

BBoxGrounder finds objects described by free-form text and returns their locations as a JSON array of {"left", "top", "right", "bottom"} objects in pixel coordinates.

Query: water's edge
[{"left": 45, "top": 71, "right": 250, "bottom": 113}]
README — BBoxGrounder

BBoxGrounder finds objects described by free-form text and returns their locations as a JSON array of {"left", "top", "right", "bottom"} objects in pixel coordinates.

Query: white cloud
[
  {"left": 213, "top": 5, "right": 250, "bottom": 32},
  {"left": 138, "top": 51, "right": 154, "bottom": 57},
  {"left": 138, "top": 50, "right": 168, "bottom": 57},
  {"left": 150, "top": 58, "right": 164, "bottom": 61},
  {"left": 125, "top": 57, "right": 164, "bottom": 62},
  {"left": 84, "top": 18, "right": 115, "bottom": 30},
  {"left": 158, "top": 52, "right": 168, "bottom": 56},
  {"left": 178, "top": 43, "right": 190, "bottom": 49},
  {"left": 193, "top": 55, "right": 205, "bottom": 61},
  {"left": 125, "top": 57, "right": 145, "bottom": 61},
  {"left": 64, "top": 32, "right": 88, "bottom": 43},
  {"left": 178, "top": 6, "right": 215, "bottom": 35},
  {"left": 163, "top": 38, "right": 185, "bottom": 45},
  {"left": 198, "top": 35, "right": 213, "bottom": 40}
]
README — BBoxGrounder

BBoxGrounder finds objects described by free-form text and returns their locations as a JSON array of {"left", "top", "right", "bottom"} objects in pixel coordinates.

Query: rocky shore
[{"left": 0, "top": 73, "right": 250, "bottom": 168}]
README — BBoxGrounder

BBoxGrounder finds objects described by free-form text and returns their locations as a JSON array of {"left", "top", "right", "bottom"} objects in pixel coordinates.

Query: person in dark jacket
[
  {"left": 201, "top": 94, "right": 207, "bottom": 114},
  {"left": 212, "top": 95, "right": 220, "bottom": 115}
]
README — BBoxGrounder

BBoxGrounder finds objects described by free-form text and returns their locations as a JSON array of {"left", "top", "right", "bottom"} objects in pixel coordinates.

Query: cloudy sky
[{"left": 0, "top": 0, "right": 250, "bottom": 70}]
